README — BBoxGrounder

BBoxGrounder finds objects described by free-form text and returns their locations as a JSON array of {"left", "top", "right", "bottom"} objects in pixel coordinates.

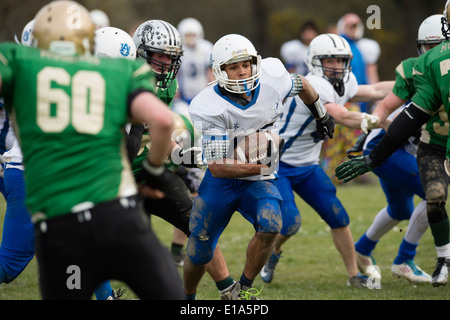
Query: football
[{"left": 233, "top": 131, "right": 282, "bottom": 165}]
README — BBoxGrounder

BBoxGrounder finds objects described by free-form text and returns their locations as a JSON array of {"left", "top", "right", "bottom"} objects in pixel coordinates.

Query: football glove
[
  {"left": 346, "top": 132, "right": 369, "bottom": 154},
  {"left": 316, "top": 113, "right": 335, "bottom": 140},
  {"left": 360, "top": 113, "right": 379, "bottom": 134},
  {"left": 335, "top": 155, "right": 376, "bottom": 183}
]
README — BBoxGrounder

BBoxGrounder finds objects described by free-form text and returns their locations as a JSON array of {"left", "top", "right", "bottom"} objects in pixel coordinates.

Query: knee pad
[
  {"left": 254, "top": 198, "right": 282, "bottom": 234},
  {"left": 386, "top": 198, "right": 415, "bottom": 221},
  {"left": 186, "top": 236, "right": 215, "bottom": 265},
  {"left": 280, "top": 201, "right": 301, "bottom": 236}
]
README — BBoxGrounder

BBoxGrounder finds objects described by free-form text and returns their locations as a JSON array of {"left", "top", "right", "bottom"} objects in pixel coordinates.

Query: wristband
[{"left": 142, "top": 158, "right": 165, "bottom": 176}]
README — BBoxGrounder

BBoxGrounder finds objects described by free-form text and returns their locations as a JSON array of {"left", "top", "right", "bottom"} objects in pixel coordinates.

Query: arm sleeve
[
  {"left": 125, "top": 123, "right": 145, "bottom": 162},
  {"left": 368, "top": 102, "right": 431, "bottom": 166}
]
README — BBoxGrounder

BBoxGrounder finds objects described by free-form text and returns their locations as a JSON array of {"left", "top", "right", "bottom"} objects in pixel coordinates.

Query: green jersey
[
  {"left": 0, "top": 42, "right": 157, "bottom": 219},
  {"left": 392, "top": 57, "right": 417, "bottom": 100},
  {"left": 411, "top": 42, "right": 449, "bottom": 151},
  {"left": 131, "top": 78, "right": 195, "bottom": 177}
]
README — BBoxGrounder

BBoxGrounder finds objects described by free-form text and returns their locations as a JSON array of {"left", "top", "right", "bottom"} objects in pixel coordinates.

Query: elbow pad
[{"left": 369, "top": 102, "right": 431, "bottom": 166}]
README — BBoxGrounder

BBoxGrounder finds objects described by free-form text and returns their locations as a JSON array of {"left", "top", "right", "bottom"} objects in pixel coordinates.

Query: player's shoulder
[
  {"left": 189, "top": 85, "right": 225, "bottom": 117},
  {"left": 261, "top": 57, "right": 288, "bottom": 78}
]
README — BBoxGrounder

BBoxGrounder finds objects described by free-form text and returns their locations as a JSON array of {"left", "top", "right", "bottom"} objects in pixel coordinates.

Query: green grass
[{"left": 0, "top": 173, "right": 449, "bottom": 300}]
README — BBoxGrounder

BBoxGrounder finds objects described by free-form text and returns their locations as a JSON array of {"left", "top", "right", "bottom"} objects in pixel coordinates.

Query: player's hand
[
  {"left": 316, "top": 113, "right": 335, "bottom": 140},
  {"left": 346, "top": 132, "right": 369, "bottom": 154},
  {"left": 335, "top": 155, "right": 375, "bottom": 183},
  {"left": 361, "top": 113, "right": 379, "bottom": 134},
  {"left": 140, "top": 159, "right": 169, "bottom": 199}
]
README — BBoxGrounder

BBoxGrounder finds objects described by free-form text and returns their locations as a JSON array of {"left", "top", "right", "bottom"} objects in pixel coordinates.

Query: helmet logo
[
  {"left": 120, "top": 43, "right": 131, "bottom": 57},
  {"left": 138, "top": 23, "right": 154, "bottom": 44}
]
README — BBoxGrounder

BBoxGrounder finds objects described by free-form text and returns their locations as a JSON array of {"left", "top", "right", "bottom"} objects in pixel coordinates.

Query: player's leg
[
  {"left": 295, "top": 165, "right": 366, "bottom": 287},
  {"left": 0, "top": 167, "right": 35, "bottom": 284},
  {"left": 417, "top": 143, "right": 450, "bottom": 286},
  {"left": 237, "top": 180, "right": 282, "bottom": 297},
  {"left": 184, "top": 172, "right": 238, "bottom": 299},
  {"left": 259, "top": 170, "right": 302, "bottom": 283}
]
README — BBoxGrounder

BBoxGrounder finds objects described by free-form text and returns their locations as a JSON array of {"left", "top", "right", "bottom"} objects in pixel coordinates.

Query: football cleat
[
  {"left": 260, "top": 251, "right": 282, "bottom": 283},
  {"left": 431, "top": 257, "right": 449, "bottom": 287},
  {"left": 356, "top": 252, "right": 381, "bottom": 280},
  {"left": 391, "top": 260, "right": 431, "bottom": 283},
  {"left": 106, "top": 288, "right": 127, "bottom": 300},
  {"left": 347, "top": 273, "right": 369, "bottom": 288},
  {"left": 220, "top": 281, "right": 262, "bottom": 300}
]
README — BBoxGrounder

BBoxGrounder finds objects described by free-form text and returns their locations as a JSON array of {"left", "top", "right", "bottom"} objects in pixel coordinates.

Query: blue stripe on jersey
[
  {"left": 203, "top": 134, "right": 229, "bottom": 141},
  {"left": 213, "top": 83, "right": 261, "bottom": 110},
  {"left": 279, "top": 98, "right": 314, "bottom": 154}
]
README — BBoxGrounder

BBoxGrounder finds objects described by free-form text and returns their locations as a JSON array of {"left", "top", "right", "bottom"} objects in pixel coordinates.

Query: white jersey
[
  {"left": 278, "top": 72, "right": 358, "bottom": 166},
  {"left": 189, "top": 58, "right": 293, "bottom": 181},
  {"left": 280, "top": 39, "right": 309, "bottom": 75},
  {"left": 3, "top": 139, "right": 23, "bottom": 171},
  {"left": 0, "top": 98, "right": 16, "bottom": 154},
  {"left": 177, "top": 39, "right": 213, "bottom": 102}
]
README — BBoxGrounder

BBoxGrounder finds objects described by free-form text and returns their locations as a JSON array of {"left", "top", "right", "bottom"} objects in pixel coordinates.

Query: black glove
[
  {"left": 316, "top": 113, "right": 335, "bottom": 140},
  {"left": 335, "top": 154, "right": 376, "bottom": 183},
  {"left": 347, "top": 132, "right": 369, "bottom": 154}
]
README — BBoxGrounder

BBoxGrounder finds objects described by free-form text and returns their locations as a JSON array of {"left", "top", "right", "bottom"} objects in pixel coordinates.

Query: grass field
[{"left": 0, "top": 172, "right": 449, "bottom": 300}]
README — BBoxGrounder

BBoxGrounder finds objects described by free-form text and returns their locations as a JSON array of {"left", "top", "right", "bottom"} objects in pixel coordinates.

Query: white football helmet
[
  {"left": 133, "top": 19, "right": 183, "bottom": 88},
  {"left": 177, "top": 17, "right": 204, "bottom": 47},
  {"left": 90, "top": 9, "right": 110, "bottom": 30},
  {"left": 337, "top": 13, "right": 364, "bottom": 40},
  {"left": 417, "top": 14, "right": 445, "bottom": 55},
  {"left": 306, "top": 33, "right": 353, "bottom": 85},
  {"left": 95, "top": 27, "right": 136, "bottom": 60},
  {"left": 211, "top": 34, "right": 261, "bottom": 95},
  {"left": 443, "top": 0, "right": 450, "bottom": 40},
  {"left": 14, "top": 19, "right": 35, "bottom": 46}
]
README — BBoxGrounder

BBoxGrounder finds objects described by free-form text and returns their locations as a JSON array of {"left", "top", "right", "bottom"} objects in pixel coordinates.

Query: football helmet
[
  {"left": 211, "top": 34, "right": 261, "bottom": 95},
  {"left": 90, "top": 9, "right": 110, "bottom": 30},
  {"left": 306, "top": 33, "right": 353, "bottom": 85},
  {"left": 133, "top": 19, "right": 183, "bottom": 88},
  {"left": 442, "top": 1, "right": 450, "bottom": 40},
  {"left": 95, "top": 27, "right": 136, "bottom": 60},
  {"left": 177, "top": 17, "right": 204, "bottom": 48},
  {"left": 32, "top": 0, "right": 95, "bottom": 56},
  {"left": 417, "top": 14, "right": 445, "bottom": 55},
  {"left": 14, "top": 19, "right": 35, "bottom": 46}
]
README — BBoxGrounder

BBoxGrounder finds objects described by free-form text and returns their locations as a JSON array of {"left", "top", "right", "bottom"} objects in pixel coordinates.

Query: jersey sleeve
[
  {"left": 128, "top": 61, "right": 157, "bottom": 94},
  {"left": 392, "top": 58, "right": 416, "bottom": 101},
  {"left": 305, "top": 74, "right": 334, "bottom": 104},
  {"left": 411, "top": 53, "right": 442, "bottom": 113}
]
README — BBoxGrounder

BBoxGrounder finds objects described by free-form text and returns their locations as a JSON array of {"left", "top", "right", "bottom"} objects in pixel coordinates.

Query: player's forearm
[
  {"left": 208, "top": 161, "right": 268, "bottom": 178},
  {"left": 298, "top": 75, "right": 320, "bottom": 106},
  {"left": 371, "top": 92, "right": 407, "bottom": 124}
]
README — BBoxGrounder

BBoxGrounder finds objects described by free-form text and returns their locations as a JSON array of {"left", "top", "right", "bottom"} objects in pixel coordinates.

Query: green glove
[{"left": 335, "top": 155, "right": 375, "bottom": 183}]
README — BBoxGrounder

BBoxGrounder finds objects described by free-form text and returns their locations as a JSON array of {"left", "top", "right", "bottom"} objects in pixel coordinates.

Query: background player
[{"left": 260, "top": 33, "right": 392, "bottom": 287}]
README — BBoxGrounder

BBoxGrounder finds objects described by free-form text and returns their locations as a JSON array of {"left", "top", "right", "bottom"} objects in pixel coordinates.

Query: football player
[
  {"left": 352, "top": 14, "right": 445, "bottom": 284},
  {"left": 0, "top": 0, "right": 183, "bottom": 299},
  {"left": 184, "top": 33, "right": 335, "bottom": 300},
  {"left": 176, "top": 17, "right": 215, "bottom": 105},
  {"left": 335, "top": 2, "right": 450, "bottom": 286},
  {"left": 131, "top": 20, "right": 236, "bottom": 299},
  {"left": 260, "top": 33, "right": 393, "bottom": 287}
]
